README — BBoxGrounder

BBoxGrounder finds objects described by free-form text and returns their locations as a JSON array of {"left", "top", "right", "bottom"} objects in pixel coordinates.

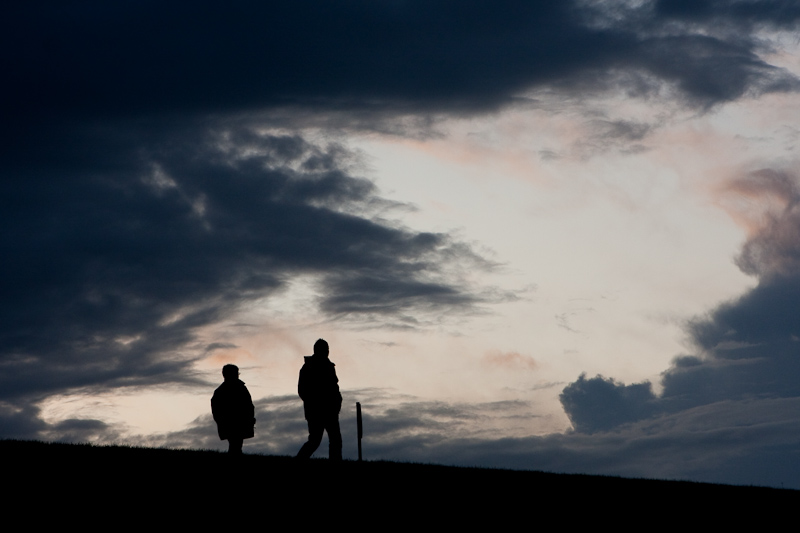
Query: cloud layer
[
  {"left": 553, "top": 167, "right": 800, "bottom": 487},
  {"left": 128, "top": 385, "right": 800, "bottom": 489},
  {"left": 1, "top": 119, "right": 493, "bottom": 430},
  {"left": 5, "top": 0, "right": 798, "bottom": 136}
]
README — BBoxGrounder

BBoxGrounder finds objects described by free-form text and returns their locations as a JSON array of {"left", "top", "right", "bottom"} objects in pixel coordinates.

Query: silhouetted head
[
  {"left": 313, "top": 339, "right": 329, "bottom": 358},
  {"left": 222, "top": 364, "right": 239, "bottom": 381}
]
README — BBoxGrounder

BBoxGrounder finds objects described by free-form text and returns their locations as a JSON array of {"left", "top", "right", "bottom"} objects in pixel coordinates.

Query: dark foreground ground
[{"left": 4, "top": 439, "right": 795, "bottom": 526}]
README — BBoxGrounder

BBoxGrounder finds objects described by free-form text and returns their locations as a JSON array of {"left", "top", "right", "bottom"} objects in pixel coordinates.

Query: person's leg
[
  {"left": 296, "top": 418, "right": 324, "bottom": 459},
  {"left": 228, "top": 438, "right": 243, "bottom": 455},
  {"left": 326, "top": 415, "right": 342, "bottom": 461}
]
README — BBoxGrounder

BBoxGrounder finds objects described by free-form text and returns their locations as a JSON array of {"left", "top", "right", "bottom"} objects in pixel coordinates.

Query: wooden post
[{"left": 356, "top": 401, "right": 363, "bottom": 462}]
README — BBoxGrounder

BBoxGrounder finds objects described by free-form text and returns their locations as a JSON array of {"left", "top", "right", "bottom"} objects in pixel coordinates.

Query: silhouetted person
[
  {"left": 211, "top": 364, "right": 255, "bottom": 454},
  {"left": 296, "top": 339, "right": 343, "bottom": 460}
]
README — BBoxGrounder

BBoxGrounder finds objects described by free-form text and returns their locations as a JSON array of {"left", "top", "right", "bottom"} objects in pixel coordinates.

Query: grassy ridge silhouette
[{"left": 4, "top": 439, "right": 795, "bottom": 526}]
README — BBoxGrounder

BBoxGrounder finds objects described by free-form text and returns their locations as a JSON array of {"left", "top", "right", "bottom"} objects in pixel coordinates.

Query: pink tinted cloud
[
  {"left": 717, "top": 168, "right": 800, "bottom": 278},
  {"left": 482, "top": 350, "right": 538, "bottom": 370}
]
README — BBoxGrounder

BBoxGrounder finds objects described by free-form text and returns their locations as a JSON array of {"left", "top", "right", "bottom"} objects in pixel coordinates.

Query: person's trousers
[
  {"left": 227, "top": 438, "right": 243, "bottom": 454},
  {"left": 296, "top": 414, "right": 342, "bottom": 460}
]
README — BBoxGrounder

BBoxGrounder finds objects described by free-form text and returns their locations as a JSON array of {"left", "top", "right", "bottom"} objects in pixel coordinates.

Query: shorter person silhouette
[
  {"left": 211, "top": 364, "right": 255, "bottom": 454},
  {"left": 296, "top": 339, "right": 343, "bottom": 460}
]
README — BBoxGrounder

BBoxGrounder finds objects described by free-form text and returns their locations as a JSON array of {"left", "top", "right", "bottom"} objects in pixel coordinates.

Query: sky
[{"left": 4, "top": 0, "right": 800, "bottom": 489}]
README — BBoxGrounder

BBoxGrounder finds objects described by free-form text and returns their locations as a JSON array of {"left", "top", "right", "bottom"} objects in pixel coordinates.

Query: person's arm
[
  {"left": 211, "top": 391, "right": 219, "bottom": 422},
  {"left": 298, "top": 366, "right": 307, "bottom": 401},
  {"left": 247, "top": 389, "right": 255, "bottom": 424},
  {"left": 332, "top": 368, "right": 343, "bottom": 412}
]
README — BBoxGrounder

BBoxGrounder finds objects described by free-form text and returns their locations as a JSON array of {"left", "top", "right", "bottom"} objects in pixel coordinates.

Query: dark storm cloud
[
  {"left": 553, "top": 167, "right": 800, "bottom": 486},
  {"left": 655, "top": 0, "right": 800, "bottom": 28},
  {"left": 561, "top": 271, "right": 800, "bottom": 433},
  {"left": 4, "top": 0, "right": 798, "bottom": 142},
  {"left": 1, "top": 403, "right": 117, "bottom": 444},
  {"left": 561, "top": 167, "right": 800, "bottom": 407},
  {"left": 0, "top": 404, "right": 48, "bottom": 441},
  {"left": 0, "top": 118, "right": 493, "bottom": 429},
  {"left": 560, "top": 374, "right": 659, "bottom": 433}
]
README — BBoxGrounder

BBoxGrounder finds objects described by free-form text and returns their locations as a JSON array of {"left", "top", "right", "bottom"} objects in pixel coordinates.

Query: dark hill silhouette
[{"left": 4, "top": 439, "right": 795, "bottom": 527}]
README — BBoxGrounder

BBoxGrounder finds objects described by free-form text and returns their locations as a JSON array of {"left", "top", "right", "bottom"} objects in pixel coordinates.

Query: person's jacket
[
  {"left": 298, "top": 355, "right": 342, "bottom": 419},
  {"left": 211, "top": 379, "right": 255, "bottom": 440}
]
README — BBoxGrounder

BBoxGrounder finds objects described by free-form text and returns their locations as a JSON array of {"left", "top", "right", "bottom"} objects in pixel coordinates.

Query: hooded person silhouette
[
  {"left": 296, "top": 339, "right": 343, "bottom": 460},
  {"left": 211, "top": 364, "right": 256, "bottom": 454}
]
